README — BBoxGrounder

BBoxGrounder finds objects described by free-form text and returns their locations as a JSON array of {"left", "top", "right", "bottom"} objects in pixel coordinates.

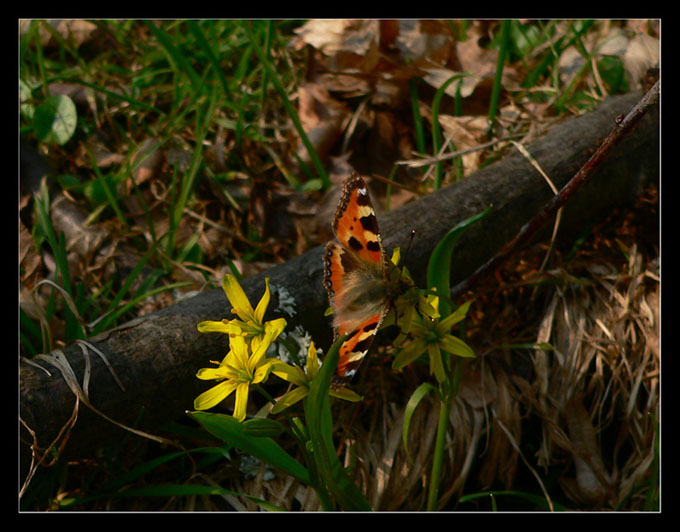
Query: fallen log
[{"left": 20, "top": 90, "right": 659, "bottom": 478}]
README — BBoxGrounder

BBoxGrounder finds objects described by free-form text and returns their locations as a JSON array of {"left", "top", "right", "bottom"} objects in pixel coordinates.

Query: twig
[
  {"left": 451, "top": 81, "right": 659, "bottom": 300},
  {"left": 395, "top": 133, "right": 525, "bottom": 168}
]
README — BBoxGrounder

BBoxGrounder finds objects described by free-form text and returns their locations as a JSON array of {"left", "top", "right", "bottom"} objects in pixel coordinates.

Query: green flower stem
[
  {"left": 253, "top": 382, "right": 334, "bottom": 510},
  {"left": 427, "top": 397, "right": 451, "bottom": 511},
  {"left": 254, "top": 383, "right": 305, "bottom": 444},
  {"left": 427, "top": 357, "right": 463, "bottom": 511}
]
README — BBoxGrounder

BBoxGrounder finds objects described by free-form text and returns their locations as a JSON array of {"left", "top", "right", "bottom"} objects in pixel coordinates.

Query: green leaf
[
  {"left": 402, "top": 382, "right": 439, "bottom": 463},
  {"left": 33, "top": 94, "right": 78, "bottom": 145},
  {"left": 242, "top": 417, "right": 286, "bottom": 438},
  {"left": 188, "top": 411, "right": 310, "bottom": 485},
  {"left": 305, "top": 335, "right": 372, "bottom": 511},
  {"left": 597, "top": 55, "right": 629, "bottom": 94},
  {"left": 439, "top": 334, "right": 476, "bottom": 359},
  {"left": 426, "top": 206, "right": 492, "bottom": 315}
]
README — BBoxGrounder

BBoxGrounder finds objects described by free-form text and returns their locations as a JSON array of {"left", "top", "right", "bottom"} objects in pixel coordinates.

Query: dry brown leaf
[
  {"left": 76, "top": 136, "right": 126, "bottom": 169},
  {"left": 423, "top": 22, "right": 516, "bottom": 100},
  {"left": 293, "top": 19, "right": 381, "bottom": 73},
  {"left": 127, "top": 138, "right": 164, "bottom": 192},
  {"left": 392, "top": 20, "right": 456, "bottom": 67},
  {"left": 51, "top": 193, "right": 109, "bottom": 263},
  {"left": 294, "top": 19, "right": 377, "bottom": 56},
  {"left": 295, "top": 83, "right": 350, "bottom": 167},
  {"left": 558, "top": 27, "right": 659, "bottom": 91},
  {"left": 20, "top": 19, "right": 97, "bottom": 48},
  {"left": 436, "top": 114, "right": 489, "bottom": 174},
  {"left": 20, "top": 220, "right": 43, "bottom": 288}
]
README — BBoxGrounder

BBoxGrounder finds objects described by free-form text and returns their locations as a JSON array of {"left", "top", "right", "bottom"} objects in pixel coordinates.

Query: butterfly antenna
[{"left": 402, "top": 229, "right": 416, "bottom": 265}]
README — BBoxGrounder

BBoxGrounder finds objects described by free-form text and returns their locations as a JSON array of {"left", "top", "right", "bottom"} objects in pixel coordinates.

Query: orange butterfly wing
[{"left": 323, "top": 173, "right": 389, "bottom": 385}]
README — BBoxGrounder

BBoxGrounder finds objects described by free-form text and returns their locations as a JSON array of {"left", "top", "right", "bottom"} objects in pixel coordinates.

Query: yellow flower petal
[
  {"left": 253, "top": 277, "right": 271, "bottom": 323},
  {"left": 252, "top": 359, "right": 277, "bottom": 384},
  {"left": 229, "top": 334, "right": 250, "bottom": 369},
  {"left": 218, "top": 349, "right": 235, "bottom": 367},
  {"left": 390, "top": 247, "right": 402, "bottom": 266},
  {"left": 194, "top": 379, "right": 239, "bottom": 410},
  {"left": 264, "top": 317, "right": 287, "bottom": 340},
  {"left": 197, "top": 320, "right": 242, "bottom": 335},
  {"left": 419, "top": 292, "right": 440, "bottom": 319},
  {"left": 222, "top": 274, "right": 254, "bottom": 322},
  {"left": 305, "top": 342, "right": 319, "bottom": 379},
  {"left": 272, "top": 362, "right": 307, "bottom": 387},
  {"left": 233, "top": 382, "right": 251, "bottom": 421},
  {"left": 196, "top": 367, "right": 230, "bottom": 380}
]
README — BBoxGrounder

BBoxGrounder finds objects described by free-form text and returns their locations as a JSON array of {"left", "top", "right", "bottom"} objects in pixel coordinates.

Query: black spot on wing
[
  {"left": 355, "top": 190, "right": 372, "bottom": 207},
  {"left": 359, "top": 213, "right": 379, "bottom": 234},
  {"left": 352, "top": 335, "right": 374, "bottom": 355},
  {"left": 362, "top": 321, "right": 378, "bottom": 333},
  {"left": 348, "top": 236, "right": 364, "bottom": 251},
  {"left": 366, "top": 240, "right": 381, "bottom": 252}
]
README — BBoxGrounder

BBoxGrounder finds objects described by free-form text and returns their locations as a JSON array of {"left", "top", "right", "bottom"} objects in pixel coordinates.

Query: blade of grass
[
  {"left": 409, "top": 78, "right": 426, "bottom": 155},
  {"left": 459, "top": 490, "right": 565, "bottom": 511},
  {"left": 92, "top": 236, "right": 166, "bottom": 335},
  {"left": 33, "top": 179, "right": 84, "bottom": 341},
  {"left": 402, "top": 382, "right": 438, "bottom": 464},
  {"left": 97, "top": 281, "right": 193, "bottom": 332},
  {"left": 168, "top": 82, "right": 218, "bottom": 255},
  {"left": 58, "top": 77, "right": 165, "bottom": 116},
  {"left": 488, "top": 19, "right": 511, "bottom": 138},
  {"left": 426, "top": 206, "right": 492, "bottom": 315},
  {"left": 145, "top": 20, "right": 202, "bottom": 91},
  {"left": 30, "top": 21, "right": 50, "bottom": 100},
  {"left": 523, "top": 20, "right": 595, "bottom": 89},
  {"left": 431, "top": 74, "right": 467, "bottom": 190},
  {"left": 89, "top": 151, "right": 129, "bottom": 230},
  {"left": 259, "top": 20, "right": 274, "bottom": 109},
  {"left": 186, "top": 20, "right": 231, "bottom": 99},
  {"left": 242, "top": 21, "right": 330, "bottom": 190}
]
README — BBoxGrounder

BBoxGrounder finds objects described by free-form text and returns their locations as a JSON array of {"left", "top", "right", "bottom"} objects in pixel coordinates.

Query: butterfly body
[{"left": 323, "top": 173, "right": 394, "bottom": 385}]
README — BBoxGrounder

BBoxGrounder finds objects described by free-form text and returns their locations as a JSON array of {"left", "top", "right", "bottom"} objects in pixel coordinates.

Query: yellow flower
[
  {"left": 198, "top": 274, "right": 283, "bottom": 343},
  {"left": 392, "top": 301, "right": 474, "bottom": 383},
  {"left": 270, "top": 342, "right": 362, "bottom": 413},
  {"left": 194, "top": 316, "right": 285, "bottom": 421}
]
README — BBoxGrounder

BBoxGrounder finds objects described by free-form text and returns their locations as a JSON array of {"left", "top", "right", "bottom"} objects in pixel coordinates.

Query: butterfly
[{"left": 323, "top": 173, "right": 405, "bottom": 385}]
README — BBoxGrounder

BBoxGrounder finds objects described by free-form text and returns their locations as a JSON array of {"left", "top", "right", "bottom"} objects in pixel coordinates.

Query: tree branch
[
  {"left": 451, "top": 81, "right": 660, "bottom": 298},
  {"left": 20, "top": 89, "right": 659, "bottom": 477}
]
